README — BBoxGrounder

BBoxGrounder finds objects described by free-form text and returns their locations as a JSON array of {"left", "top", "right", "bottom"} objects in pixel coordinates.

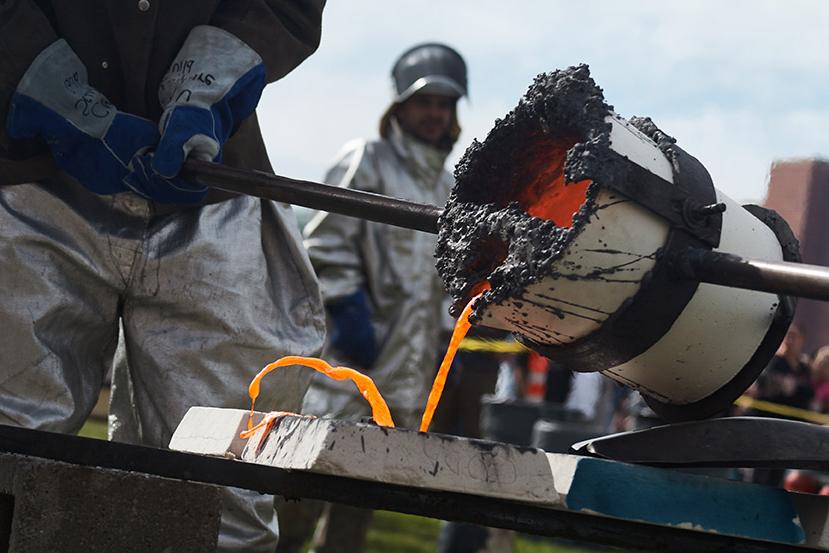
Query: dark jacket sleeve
[
  {"left": 210, "top": 0, "right": 325, "bottom": 84},
  {"left": 0, "top": 1, "right": 57, "bottom": 150}
]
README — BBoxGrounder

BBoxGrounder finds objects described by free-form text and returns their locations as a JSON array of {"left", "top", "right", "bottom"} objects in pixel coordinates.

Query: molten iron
[
  {"left": 246, "top": 289, "right": 489, "bottom": 436},
  {"left": 245, "top": 356, "right": 395, "bottom": 433},
  {"left": 420, "top": 286, "right": 489, "bottom": 432},
  {"left": 515, "top": 135, "right": 591, "bottom": 226}
]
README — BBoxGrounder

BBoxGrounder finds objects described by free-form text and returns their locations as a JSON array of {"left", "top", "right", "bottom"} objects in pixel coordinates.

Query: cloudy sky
[{"left": 257, "top": 1, "right": 829, "bottom": 204}]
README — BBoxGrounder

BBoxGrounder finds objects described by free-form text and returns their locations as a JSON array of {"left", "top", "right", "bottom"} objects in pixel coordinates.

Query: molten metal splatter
[
  {"left": 419, "top": 283, "right": 491, "bottom": 432},
  {"left": 239, "top": 410, "right": 296, "bottom": 452},
  {"left": 244, "top": 355, "right": 395, "bottom": 436}
]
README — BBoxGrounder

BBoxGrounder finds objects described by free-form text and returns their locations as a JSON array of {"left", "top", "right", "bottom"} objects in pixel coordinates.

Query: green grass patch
[
  {"left": 366, "top": 511, "right": 440, "bottom": 553},
  {"left": 366, "top": 511, "right": 601, "bottom": 553},
  {"left": 78, "top": 418, "right": 107, "bottom": 440}
]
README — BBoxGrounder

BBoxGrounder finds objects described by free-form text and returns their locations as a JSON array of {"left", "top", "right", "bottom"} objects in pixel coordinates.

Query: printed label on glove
[
  {"left": 66, "top": 72, "right": 114, "bottom": 119},
  {"left": 161, "top": 59, "right": 216, "bottom": 104},
  {"left": 158, "top": 25, "right": 262, "bottom": 110},
  {"left": 15, "top": 39, "right": 116, "bottom": 139}
]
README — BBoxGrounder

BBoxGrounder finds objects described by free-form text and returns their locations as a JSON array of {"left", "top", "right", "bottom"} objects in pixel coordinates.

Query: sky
[{"left": 257, "top": 1, "right": 829, "bottom": 205}]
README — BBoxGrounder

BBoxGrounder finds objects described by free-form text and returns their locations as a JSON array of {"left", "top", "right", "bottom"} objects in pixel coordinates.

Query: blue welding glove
[
  {"left": 327, "top": 289, "right": 378, "bottom": 370},
  {"left": 6, "top": 39, "right": 157, "bottom": 195},
  {"left": 152, "top": 25, "right": 266, "bottom": 179}
]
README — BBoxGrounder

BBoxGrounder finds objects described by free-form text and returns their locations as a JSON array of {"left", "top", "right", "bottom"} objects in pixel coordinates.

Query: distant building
[{"left": 763, "top": 159, "right": 829, "bottom": 354}]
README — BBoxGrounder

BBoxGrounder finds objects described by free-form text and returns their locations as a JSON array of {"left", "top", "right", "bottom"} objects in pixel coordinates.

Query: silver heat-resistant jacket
[
  {"left": 0, "top": 2, "right": 326, "bottom": 551},
  {"left": 302, "top": 121, "right": 454, "bottom": 426},
  {"left": 0, "top": 178, "right": 325, "bottom": 552}
]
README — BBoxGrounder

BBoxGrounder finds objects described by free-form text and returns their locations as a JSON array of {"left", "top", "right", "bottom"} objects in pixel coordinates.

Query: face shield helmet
[
  {"left": 391, "top": 43, "right": 468, "bottom": 103},
  {"left": 380, "top": 43, "right": 468, "bottom": 146}
]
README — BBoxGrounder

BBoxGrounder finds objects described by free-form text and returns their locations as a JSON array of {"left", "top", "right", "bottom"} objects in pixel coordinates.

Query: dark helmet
[
  {"left": 390, "top": 43, "right": 468, "bottom": 102},
  {"left": 380, "top": 43, "right": 468, "bottom": 146}
]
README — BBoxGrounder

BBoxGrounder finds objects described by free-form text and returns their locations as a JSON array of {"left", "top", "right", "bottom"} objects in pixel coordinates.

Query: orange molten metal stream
[
  {"left": 420, "top": 283, "right": 491, "bottom": 432},
  {"left": 516, "top": 137, "right": 591, "bottom": 226},
  {"left": 244, "top": 356, "right": 395, "bottom": 435}
]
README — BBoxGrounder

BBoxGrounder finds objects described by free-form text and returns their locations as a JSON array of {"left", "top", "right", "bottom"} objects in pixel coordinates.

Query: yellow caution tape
[
  {"left": 458, "top": 337, "right": 529, "bottom": 354},
  {"left": 733, "top": 396, "right": 829, "bottom": 426}
]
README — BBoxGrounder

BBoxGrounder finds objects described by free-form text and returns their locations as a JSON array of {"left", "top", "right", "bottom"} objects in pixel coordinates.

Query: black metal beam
[
  {"left": 181, "top": 159, "right": 442, "bottom": 234},
  {"left": 0, "top": 424, "right": 817, "bottom": 552}
]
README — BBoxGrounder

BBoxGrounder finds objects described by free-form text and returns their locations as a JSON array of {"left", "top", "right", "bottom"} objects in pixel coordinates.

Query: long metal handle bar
[
  {"left": 183, "top": 160, "right": 829, "bottom": 303},
  {"left": 676, "top": 249, "right": 829, "bottom": 302},
  {"left": 182, "top": 159, "right": 442, "bottom": 234}
]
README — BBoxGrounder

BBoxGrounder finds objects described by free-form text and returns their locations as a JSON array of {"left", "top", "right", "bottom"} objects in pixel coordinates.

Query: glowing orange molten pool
[{"left": 515, "top": 136, "right": 591, "bottom": 226}]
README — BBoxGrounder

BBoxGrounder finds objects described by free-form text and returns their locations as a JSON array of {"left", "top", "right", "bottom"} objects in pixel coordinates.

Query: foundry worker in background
[
  {"left": 0, "top": 2, "right": 326, "bottom": 552},
  {"left": 277, "top": 43, "right": 468, "bottom": 553}
]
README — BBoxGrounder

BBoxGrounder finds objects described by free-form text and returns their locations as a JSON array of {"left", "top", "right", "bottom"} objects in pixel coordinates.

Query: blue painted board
[{"left": 566, "top": 457, "right": 805, "bottom": 544}]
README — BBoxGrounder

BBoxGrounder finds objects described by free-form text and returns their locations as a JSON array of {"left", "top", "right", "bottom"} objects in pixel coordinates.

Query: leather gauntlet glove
[
  {"left": 7, "top": 39, "right": 157, "bottom": 195},
  {"left": 152, "top": 25, "right": 266, "bottom": 179}
]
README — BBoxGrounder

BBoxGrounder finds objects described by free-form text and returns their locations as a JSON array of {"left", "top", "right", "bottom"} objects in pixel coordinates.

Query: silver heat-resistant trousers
[{"left": 0, "top": 177, "right": 325, "bottom": 552}]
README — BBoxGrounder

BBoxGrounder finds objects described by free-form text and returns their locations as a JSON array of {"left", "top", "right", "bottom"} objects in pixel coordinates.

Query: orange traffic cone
[{"left": 525, "top": 352, "right": 549, "bottom": 403}]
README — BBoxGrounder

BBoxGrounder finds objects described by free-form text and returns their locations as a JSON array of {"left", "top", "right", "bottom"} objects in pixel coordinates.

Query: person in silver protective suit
[
  {"left": 276, "top": 43, "right": 468, "bottom": 553},
  {"left": 0, "top": 2, "right": 326, "bottom": 552}
]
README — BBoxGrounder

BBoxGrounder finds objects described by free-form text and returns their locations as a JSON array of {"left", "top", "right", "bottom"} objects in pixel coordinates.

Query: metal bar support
[{"left": 677, "top": 249, "right": 829, "bottom": 302}]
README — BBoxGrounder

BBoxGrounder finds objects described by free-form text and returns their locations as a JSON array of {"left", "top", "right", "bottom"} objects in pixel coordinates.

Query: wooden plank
[{"left": 553, "top": 454, "right": 803, "bottom": 544}]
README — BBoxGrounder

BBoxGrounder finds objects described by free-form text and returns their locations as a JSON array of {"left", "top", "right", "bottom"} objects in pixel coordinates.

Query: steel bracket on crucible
[{"left": 170, "top": 407, "right": 827, "bottom": 548}]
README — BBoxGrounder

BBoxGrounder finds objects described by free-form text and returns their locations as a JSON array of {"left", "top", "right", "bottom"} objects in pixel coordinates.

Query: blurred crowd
[
  {"left": 459, "top": 320, "right": 829, "bottom": 504},
  {"left": 742, "top": 323, "right": 826, "bottom": 417},
  {"left": 480, "top": 320, "right": 829, "bottom": 432}
]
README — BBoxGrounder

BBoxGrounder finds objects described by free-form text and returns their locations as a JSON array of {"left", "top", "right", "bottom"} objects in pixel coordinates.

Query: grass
[
  {"left": 366, "top": 510, "right": 603, "bottom": 553},
  {"left": 366, "top": 511, "right": 439, "bottom": 553},
  {"left": 78, "top": 418, "right": 108, "bottom": 439},
  {"left": 79, "top": 420, "right": 603, "bottom": 552}
]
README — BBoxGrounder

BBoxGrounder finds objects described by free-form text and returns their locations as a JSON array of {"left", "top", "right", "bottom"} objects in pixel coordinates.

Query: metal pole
[
  {"left": 182, "top": 159, "right": 829, "bottom": 303},
  {"left": 181, "top": 159, "right": 442, "bottom": 234},
  {"left": 677, "top": 249, "right": 829, "bottom": 302}
]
